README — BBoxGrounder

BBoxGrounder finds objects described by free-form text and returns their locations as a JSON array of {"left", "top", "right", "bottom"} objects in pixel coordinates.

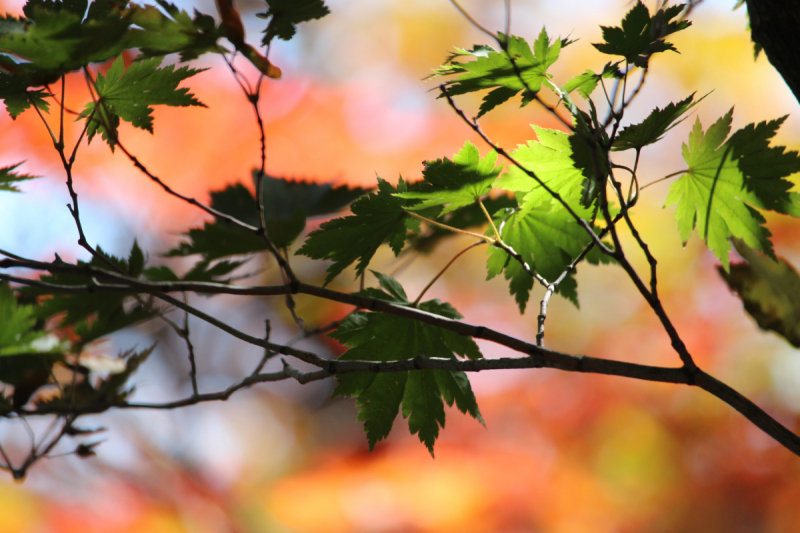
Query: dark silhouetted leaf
[
  {"left": 297, "top": 178, "right": 419, "bottom": 285},
  {"left": 593, "top": 1, "right": 690, "bottom": 67},
  {"left": 330, "top": 274, "right": 482, "bottom": 455},
  {"left": 258, "top": 0, "right": 329, "bottom": 45},
  {"left": 0, "top": 162, "right": 39, "bottom": 192},
  {"left": 613, "top": 92, "right": 705, "bottom": 151}
]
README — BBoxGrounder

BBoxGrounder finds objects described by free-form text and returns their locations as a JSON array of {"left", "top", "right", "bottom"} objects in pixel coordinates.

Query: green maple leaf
[
  {"left": 395, "top": 141, "right": 503, "bottom": 215},
  {"left": 0, "top": 56, "right": 54, "bottom": 118},
  {"left": 495, "top": 125, "right": 589, "bottom": 215},
  {"left": 665, "top": 109, "right": 800, "bottom": 268},
  {"left": 563, "top": 70, "right": 599, "bottom": 100},
  {"left": 168, "top": 175, "right": 368, "bottom": 259},
  {"left": 434, "top": 29, "right": 562, "bottom": 117},
  {"left": 486, "top": 206, "right": 594, "bottom": 312},
  {"left": 258, "top": 0, "right": 330, "bottom": 46},
  {"left": 0, "top": 283, "right": 67, "bottom": 407},
  {"left": 329, "top": 273, "right": 483, "bottom": 455},
  {"left": 718, "top": 239, "right": 800, "bottom": 348},
  {"left": 613, "top": 92, "right": 705, "bottom": 151},
  {"left": 593, "top": 1, "right": 690, "bottom": 67},
  {"left": 126, "top": 0, "right": 225, "bottom": 61},
  {"left": 0, "top": 162, "right": 38, "bottom": 192},
  {"left": 81, "top": 55, "right": 205, "bottom": 147},
  {"left": 297, "top": 178, "right": 419, "bottom": 285},
  {"left": 0, "top": 0, "right": 131, "bottom": 73}
]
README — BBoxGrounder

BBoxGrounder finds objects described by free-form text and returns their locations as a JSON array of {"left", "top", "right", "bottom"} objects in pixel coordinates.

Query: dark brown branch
[{"left": 3, "top": 256, "right": 800, "bottom": 457}]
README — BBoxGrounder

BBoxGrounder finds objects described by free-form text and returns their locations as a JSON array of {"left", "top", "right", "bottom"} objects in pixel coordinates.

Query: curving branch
[{"left": 2, "top": 257, "right": 800, "bottom": 457}]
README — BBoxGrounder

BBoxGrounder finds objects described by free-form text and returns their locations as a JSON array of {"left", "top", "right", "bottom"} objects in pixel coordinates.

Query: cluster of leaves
[
  {"left": 4, "top": 0, "right": 800, "bottom": 458},
  {"left": 0, "top": 280, "right": 151, "bottom": 411}
]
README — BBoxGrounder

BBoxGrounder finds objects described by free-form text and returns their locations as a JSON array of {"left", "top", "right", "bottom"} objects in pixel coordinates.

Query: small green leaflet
[
  {"left": 81, "top": 55, "right": 205, "bottom": 147},
  {"left": 395, "top": 141, "right": 503, "bottom": 215},
  {"left": 330, "top": 273, "right": 483, "bottom": 456},
  {"left": 563, "top": 70, "right": 599, "bottom": 100},
  {"left": 0, "top": 162, "right": 38, "bottom": 193},
  {"left": 718, "top": 239, "right": 800, "bottom": 348},
  {"left": 563, "top": 63, "right": 622, "bottom": 100},
  {"left": 434, "top": 29, "right": 562, "bottom": 118},
  {"left": 297, "top": 178, "right": 419, "bottom": 285},
  {"left": 665, "top": 109, "right": 800, "bottom": 268},
  {"left": 613, "top": 93, "right": 705, "bottom": 152},
  {"left": 258, "top": 0, "right": 330, "bottom": 46},
  {"left": 126, "top": 0, "right": 225, "bottom": 61},
  {"left": 593, "top": 1, "right": 690, "bottom": 67}
]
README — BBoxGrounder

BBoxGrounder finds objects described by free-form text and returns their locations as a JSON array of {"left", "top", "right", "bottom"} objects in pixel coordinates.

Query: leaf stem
[
  {"left": 449, "top": 0, "right": 495, "bottom": 39},
  {"left": 404, "top": 210, "right": 495, "bottom": 242},
  {"left": 413, "top": 240, "right": 486, "bottom": 305},
  {"left": 477, "top": 198, "right": 500, "bottom": 238},
  {"left": 640, "top": 169, "right": 688, "bottom": 190}
]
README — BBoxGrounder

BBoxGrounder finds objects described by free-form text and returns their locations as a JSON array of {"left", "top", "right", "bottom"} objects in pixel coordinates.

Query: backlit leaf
[
  {"left": 396, "top": 141, "right": 503, "bottom": 215},
  {"left": 434, "top": 29, "right": 562, "bottom": 117},
  {"left": 81, "top": 55, "right": 206, "bottom": 146},
  {"left": 665, "top": 109, "right": 800, "bottom": 268},
  {"left": 718, "top": 239, "right": 800, "bottom": 347}
]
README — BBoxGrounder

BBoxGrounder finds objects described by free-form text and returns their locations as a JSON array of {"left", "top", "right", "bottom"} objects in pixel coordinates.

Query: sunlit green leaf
[
  {"left": 396, "top": 141, "right": 503, "bottom": 215},
  {"left": 434, "top": 29, "right": 562, "bottom": 117},
  {"left": 666, "top": 109, "right": 800, "bottom": 268}
]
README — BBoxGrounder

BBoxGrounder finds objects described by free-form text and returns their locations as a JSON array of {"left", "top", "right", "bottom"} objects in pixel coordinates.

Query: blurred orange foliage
[{"left": 3, "top": 0, "right": 800, "bottom": 532}]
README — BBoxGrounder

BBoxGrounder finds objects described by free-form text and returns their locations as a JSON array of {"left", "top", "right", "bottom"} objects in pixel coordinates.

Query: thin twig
[
  {"left": 405, "top": 210, "right": 495, "bottom": 242},
  {"left": 413, "top": 240, "right": 485, "bottom": 305},
  {"left": 449, "top": 0, "right": 495, "bottom": 39}
]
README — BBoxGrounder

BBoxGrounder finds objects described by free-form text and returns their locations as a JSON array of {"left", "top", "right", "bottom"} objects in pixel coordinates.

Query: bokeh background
[{"left": 2, "top": 0, "right": 800, "bottom": 531}]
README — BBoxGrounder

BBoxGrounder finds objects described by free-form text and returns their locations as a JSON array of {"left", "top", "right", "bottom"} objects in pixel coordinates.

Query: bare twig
[{"left": 413, "top": 240, "right": 485, "bottom": 305}]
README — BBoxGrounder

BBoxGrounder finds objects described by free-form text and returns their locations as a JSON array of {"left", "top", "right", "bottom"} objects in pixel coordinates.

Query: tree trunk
[{"left": 745, "top": 0, "right": 800, "bottom": 104}]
